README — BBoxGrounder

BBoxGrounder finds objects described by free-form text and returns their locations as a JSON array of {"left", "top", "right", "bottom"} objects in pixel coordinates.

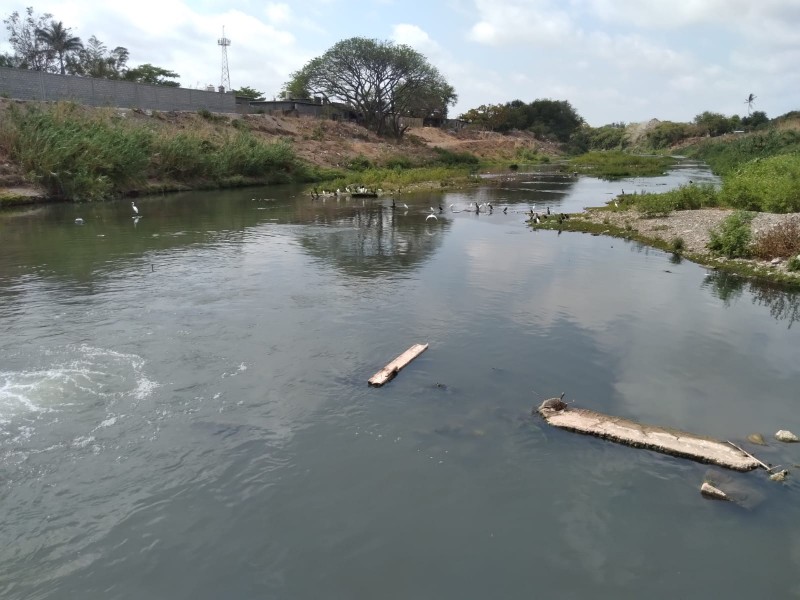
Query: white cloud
[{"left": 467, "top": 0, "right": 575, "bottom": 45}]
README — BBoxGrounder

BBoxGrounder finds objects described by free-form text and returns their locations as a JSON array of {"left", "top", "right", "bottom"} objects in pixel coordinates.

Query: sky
[{"left": 2, "top": 0, "right": 798, "bottom": 126}]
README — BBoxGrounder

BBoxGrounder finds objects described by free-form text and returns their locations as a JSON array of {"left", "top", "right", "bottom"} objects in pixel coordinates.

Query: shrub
[
  {"left": 751, "top": 216, "right": 800, "bottom": 259},
  {"left": 432, "top": 146, "right": 479, "bottom": 166},
  {"left": 670, "top": 237, "right": 685, "bottom": 253},
  {"left": 720, "top": 154, "right": 800, "bottom": 212},
  {"left": 707, "top": 211, "right": 754, "bottom": 258},
  {"left": 787, "top": 256, "right": 800, "bottom": 272},
  {"left": 635, "top": 193, "right": 677, "bottom": 217},
  {"left": 348, "top": 154, "right": 372, "bottom": 171}
]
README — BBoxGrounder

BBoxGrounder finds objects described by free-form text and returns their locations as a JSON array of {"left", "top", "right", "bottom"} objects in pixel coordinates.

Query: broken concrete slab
[{"left": 536, "top": 399, "right": 761, "bottom": 472}]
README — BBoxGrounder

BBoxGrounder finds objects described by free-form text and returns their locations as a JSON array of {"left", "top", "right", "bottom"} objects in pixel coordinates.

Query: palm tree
[
  {"left": 35, "top": 21, "right": 83, "bottom": 75},
  {"left": 744, "top": 93, "right": 757, "bottom": 116}
]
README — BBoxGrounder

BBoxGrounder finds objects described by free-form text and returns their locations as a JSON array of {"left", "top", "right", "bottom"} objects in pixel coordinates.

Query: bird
[
  {"left": 131, "top": 201, "right": 139, "bottom": 215},
  {"left": 74, "top": 217, "right": 84, "bottom": 225},
  {"left": 503, "top": 207, "right": 507, "bottom": 214},
  {"left": 426, "top": 213, "right": 438, "bottom": 221},
  {"left": 546, "top": 207, "right": 551, "bottom": 215}
]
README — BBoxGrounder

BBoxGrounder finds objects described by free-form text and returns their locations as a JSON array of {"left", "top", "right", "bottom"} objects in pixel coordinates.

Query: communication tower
[{"left": 217, "top": 26, "right": 231, "bottom": 91}]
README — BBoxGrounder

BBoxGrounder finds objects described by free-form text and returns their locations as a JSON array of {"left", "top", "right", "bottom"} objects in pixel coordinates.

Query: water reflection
[
  {"left": 297, "top": 204, "right": 448, "bottom": 278},
  {"left": 703, "top": 270, "right": 800, "bottom": 328}
]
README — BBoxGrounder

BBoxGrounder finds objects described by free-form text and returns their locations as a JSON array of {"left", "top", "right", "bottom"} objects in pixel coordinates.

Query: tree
[
  {"left": 694, "top": 111, "right": 734, "bottom": 136},
  {"left": 744, "top": 93, "right": 757, "bottom": 115},
  {"left": 3, "top": 6, "right": 54, "bottom": 71},
  {"left": 742, "top": 110, "right": 769, "bottom": 129},
  {"left": 232, "top": 86, "right": 264, "bottom": 99},
  {"left": 123, "top": 63, "right": 180, "bottom": 87},
  {"left": 285, "top": 37, "right": 457, "bottom": 137},
  {"left": 35, "top": 20, "right": 82, "bottom": 75},
  {"left": 72, "top": 35, "right": 129, "bottom": 78}
]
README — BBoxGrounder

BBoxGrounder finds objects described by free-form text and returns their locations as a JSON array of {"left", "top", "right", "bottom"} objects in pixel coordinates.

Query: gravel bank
[{"left": 580, "top": 207, "right": 800, "bottom": 281}]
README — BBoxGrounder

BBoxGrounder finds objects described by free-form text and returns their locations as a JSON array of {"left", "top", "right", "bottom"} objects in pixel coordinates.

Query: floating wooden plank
[
  {"left": 368, "top": 343, "right": 428, "bottom": 387},
  {"left": 536, "top": 399, "right": 761, "bottom": 472}
]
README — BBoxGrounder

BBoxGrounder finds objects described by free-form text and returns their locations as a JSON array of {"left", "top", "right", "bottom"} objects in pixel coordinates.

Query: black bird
[
  {"left": 546, "top": 206, "right": 550, "bottom": 215},
  {"left": 503, "top": 207, "right": 507, "bottom": 214},
  {"left": 438, "top": 204, "right": 444, "bottom": 213}
]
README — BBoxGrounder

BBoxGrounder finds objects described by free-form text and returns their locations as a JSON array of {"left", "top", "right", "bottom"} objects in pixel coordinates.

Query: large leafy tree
[
  {"left": 3, "top": 6, "right": 53, "bottom": 71},
  {"left": 459, "top": 98, "right": 583, "bottom": 142},
  {"left": 72, "top": 35, "right": 129, "bottom": 78},
  {"left": 35, "top": 20, "right": 82, "bottom": 75},
  {"left": 285, "top": 37, "right": 456, "bottom": 137},
  {"left": 123, "top": 63, "right": 180, "bottom": 87}
]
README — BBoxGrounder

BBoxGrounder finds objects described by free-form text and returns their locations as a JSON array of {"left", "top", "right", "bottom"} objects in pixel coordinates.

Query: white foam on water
[{"left": 0, "top": 344, "right": 159, "bottom": 441}]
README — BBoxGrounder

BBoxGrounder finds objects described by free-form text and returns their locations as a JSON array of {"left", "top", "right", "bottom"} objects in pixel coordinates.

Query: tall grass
[
  {"left": 3, "top": 103, "right": 151, "bottom": 200},
  {"left": 569, "top": 151, "right": 674, "bottom": 178},
  {"left": 1, "top": 102, "right": 306, "bottom": 200},
  {"left": 685, "top": 130, "right": 800, "bottom": 175},
  {"left": 720, "top": 154, "right": 800, "bottom": 213}
]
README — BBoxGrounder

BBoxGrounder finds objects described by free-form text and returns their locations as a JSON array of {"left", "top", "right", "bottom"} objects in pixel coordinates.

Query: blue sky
[{"left": 3, "top": 0, "right": 798, "bottom": 126}]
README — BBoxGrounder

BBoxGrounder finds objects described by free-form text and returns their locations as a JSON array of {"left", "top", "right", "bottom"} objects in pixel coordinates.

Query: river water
[{"left": 1, "top": 165, "right": 799, "bottom": 599}]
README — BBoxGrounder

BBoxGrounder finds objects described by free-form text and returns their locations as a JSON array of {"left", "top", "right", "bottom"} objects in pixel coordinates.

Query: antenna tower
[{"left": 217, "top": 26, "right": 231, "bottom": 91}]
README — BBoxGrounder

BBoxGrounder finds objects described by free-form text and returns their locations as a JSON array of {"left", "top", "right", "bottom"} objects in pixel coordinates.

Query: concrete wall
[{"left": 0, "top": 67, "right": 236, "bottom": 113}]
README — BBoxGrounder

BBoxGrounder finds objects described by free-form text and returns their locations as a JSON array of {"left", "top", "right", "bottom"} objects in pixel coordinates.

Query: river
[{"left": 1, "top": 164, "right": 799, "bottom": 599}]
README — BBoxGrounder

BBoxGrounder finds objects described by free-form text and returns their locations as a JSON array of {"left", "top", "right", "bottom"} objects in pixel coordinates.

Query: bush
[
  {"left": 720, "top": 154, "right": 800, "bottom": 212},
  {"left": 751, "top": 216, "right": 800, "bottom": 259},
  {"left": 348, "top": 154, "right": 372, "bottom": 171},
  {"left": 670, "top": 237, "right": 685, "bottom": 253},
  {"left": 432, "top": 146, "right": 479, "bottom": 166},
  {"left": 707, "top": 211, "right": 754, "bottom": 258},
  {"left": 787, "top": 256, "right": 800, "bottom": 272},
  {"left": 635, "top": 193, "right": 677, "bottom": 217}
]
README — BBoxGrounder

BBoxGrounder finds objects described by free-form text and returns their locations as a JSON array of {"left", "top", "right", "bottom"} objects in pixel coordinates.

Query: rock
[
  {"left": 700, "top": 482, "right": 729, "bottom": 501},
  {"left": 747, "top": 433, "right": 767, "bottom": 445},
  {"left": 769, "top": 470, "right": 789, "bottom": 482},
  {"left": 771, "top": 258, "right": 782, "bottom": 265},
  {"left": 775, "top": 430, "right": 799, "bottom": 443}
]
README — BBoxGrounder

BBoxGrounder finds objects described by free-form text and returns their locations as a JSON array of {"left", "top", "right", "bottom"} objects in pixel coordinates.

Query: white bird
[
  {"left": 74, "top": 217, "right": 84, "bottom": 225},
  {"left": 131, "top": 201, "right": 139, "bottom": 215},
  {"left": 426, "top": 213, "right": 438, "bottom": 221}
]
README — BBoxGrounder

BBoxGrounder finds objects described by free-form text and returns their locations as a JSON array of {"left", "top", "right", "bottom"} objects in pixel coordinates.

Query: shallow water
[{"left": 1, "top": 167, "right": 799, "bottom": 599}]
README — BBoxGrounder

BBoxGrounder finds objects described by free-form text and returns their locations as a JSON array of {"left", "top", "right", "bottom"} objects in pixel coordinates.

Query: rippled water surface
[{"left": 2, "top": 167, "right": 799, "bottom": 599}]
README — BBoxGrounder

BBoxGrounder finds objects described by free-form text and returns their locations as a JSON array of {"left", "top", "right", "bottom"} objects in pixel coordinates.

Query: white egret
[
  {"left": 74, "top": 217, "right": 84, "bottom": 225},
  {"left": 131, "top": 201, "right": 139, "bottom": 215},
  {"left": 426, "top": 213, "right": 438, "bottom": 221}
]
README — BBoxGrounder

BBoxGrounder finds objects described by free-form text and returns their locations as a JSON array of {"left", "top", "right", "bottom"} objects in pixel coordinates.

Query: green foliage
[
  {"left": 460, "top": 98, "right": 584, "bottom": 143},
  {"left": 232, "top": 86, "right": 264, "bottom": 99},
  {"left": 34, "top": 20, "right": 82, "bottom": 75},
  {"left": 348, "top": 154, "right": 373, "bottom": 171},
  {"left": 707, "top": 211, "right": 754, "bottom": 258},
  {"left": 670, "top": 237, "right": 685, "bottom": 253},
  {"left": 720, "top": 154, "right": 800, "bottom": 212},
  {"left": 635, "top": 193, "right": 678, "bottom": 217},
  {"left": 569, "top": 151, "right": 674, "bottom": 178},
  {"left": 694, "top": 111, "right": 735, "bottom": 136},
  {"left": 123, "top": 63, "right": 180, "bottom": 87},
  {"left": 0, "top": 102, "right": 305, "bottom": 200},
  {"left": 788, "top": 256, "right": 800, "bottom": 272},
  {"left": 3, "top": 102, "right": 150, "bottom": 200},
  {"left": 586, "top": 125, "right": 628, "bottom": 151},
  {"left": 286, "top": 37, "right": 456, "bottom": 138},
  {"left": 686, "top": 130, "right": 800, "bottom": 176},
  {"left": 432, "top": 146, "right": 479, "bottom": 166},
  {"left": 645, "top": 121, "right": 699, "bottom": 149},
  {"left": 320, "top": 166, "right": 474, "bottom": 194}
]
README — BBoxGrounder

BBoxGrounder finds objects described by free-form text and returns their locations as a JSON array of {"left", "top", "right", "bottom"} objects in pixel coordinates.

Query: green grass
[
  {"left": 568, "top": 151, "right": 674, "bottom": 179},
  {"left": 0, "top": 102, "right": 308, "bottom": 200},
  {"left": 684, "top": 130, "right": 800, "bottom": 176},
  {"left": 719, "top": 154, "right": 800, "bottom": 213},
  {"left": 317, "top": 166, "right": 476, "bottom": 193},
  {"left": 707, "top": 210, "right": 754, "bottom": 258}
]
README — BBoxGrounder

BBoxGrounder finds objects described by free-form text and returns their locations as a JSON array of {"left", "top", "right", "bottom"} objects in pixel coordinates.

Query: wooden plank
[
  {"left": 368, "top": 343, "right": 429, "bottom": 387},
  {"left": 537, "top": 400, "right": 761, "bottom": 472}
]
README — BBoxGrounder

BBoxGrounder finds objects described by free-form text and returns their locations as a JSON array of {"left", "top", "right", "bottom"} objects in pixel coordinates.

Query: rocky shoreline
[{"left": 578, "top": 207, "right": 800, "bottom": 284}]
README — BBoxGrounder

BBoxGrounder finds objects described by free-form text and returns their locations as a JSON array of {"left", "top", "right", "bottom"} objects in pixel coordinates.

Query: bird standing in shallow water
[{"left": 131, "top": 201, "right": 139, "bottom": 215}]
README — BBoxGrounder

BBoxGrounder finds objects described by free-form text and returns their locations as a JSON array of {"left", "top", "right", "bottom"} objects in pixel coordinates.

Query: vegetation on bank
[
  {"left": 0, "top": 102, "right": 311, "bottom": 200},
  {"left": 567, "top": 151, "right": 674, "bottom": 178}
]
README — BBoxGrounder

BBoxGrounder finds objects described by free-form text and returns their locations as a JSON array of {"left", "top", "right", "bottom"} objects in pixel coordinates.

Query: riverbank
[{"left": 543, "top": 207, "right": 800, "bottom": 286}]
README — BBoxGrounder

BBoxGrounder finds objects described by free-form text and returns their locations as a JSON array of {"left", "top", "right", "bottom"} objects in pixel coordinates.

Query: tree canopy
[
  {"left": 459, "top": 99, "right": 584, "bottom": 142},
  {"left": 2, "top": 6, "right": 178, "bottom": 86},
  {"left": 284, "top": 37, "right": 456, "bottom": 137},
  {"left": 123, "top": 64, "right": 180, "bottom": 87}
]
